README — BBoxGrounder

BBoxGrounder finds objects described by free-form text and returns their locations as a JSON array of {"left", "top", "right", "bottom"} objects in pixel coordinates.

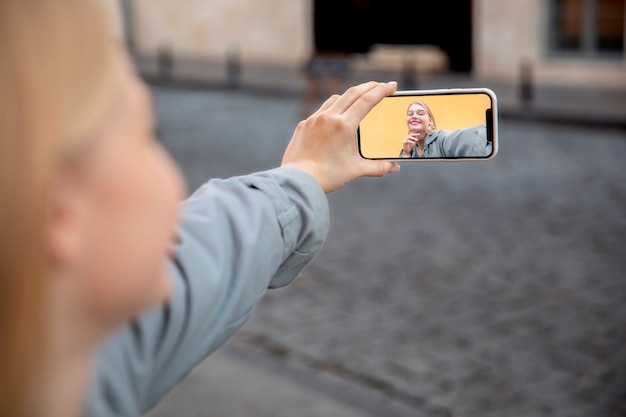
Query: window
[{"left": 549, "top": 0, "right": 625, "bottom": 57}]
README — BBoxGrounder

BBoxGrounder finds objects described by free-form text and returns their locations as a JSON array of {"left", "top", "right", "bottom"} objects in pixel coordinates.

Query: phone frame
[{"left": 357, "top": 87, "right": 499, "bottom": 161}]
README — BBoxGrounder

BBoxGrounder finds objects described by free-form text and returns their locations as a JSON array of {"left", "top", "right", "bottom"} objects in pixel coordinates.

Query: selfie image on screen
[{"left": 358, "top": 91, "right": 496, "bottom": 160}]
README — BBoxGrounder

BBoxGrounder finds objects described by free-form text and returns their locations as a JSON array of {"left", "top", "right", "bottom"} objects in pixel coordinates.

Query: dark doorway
[{"left": 312, "top": 0, "right": 473, "bottom": 72}]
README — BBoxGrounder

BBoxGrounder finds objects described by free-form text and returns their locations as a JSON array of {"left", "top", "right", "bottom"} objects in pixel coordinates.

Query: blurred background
[
  {"left": 104, "top": 1, "right": 625, "bottom": 416},
  {"left": 106, "top": 0, "right": 625, "bottom": 98}
]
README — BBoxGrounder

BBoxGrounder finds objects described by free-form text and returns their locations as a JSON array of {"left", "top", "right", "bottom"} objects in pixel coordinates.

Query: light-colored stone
[
  {"left": 473, "top": 0, "right": 626, "bottom": 88},
  {"left": 111, "top": 0, "right": 626, "bottom": 90}
]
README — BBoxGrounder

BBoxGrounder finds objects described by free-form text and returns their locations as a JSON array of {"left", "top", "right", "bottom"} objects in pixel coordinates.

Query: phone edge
[{"left": 356, "top": 87, "right": 499, "bottom": 162}]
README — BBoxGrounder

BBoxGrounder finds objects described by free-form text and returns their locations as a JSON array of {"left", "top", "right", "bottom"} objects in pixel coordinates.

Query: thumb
[{"left": 361, "top": 161, "right": 401, "bottom": 178}]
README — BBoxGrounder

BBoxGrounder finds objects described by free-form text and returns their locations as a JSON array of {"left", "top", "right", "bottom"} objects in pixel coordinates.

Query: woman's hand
[
  {"left": 401, "top": 133, "right": 418, "bottom": 157},
  {"left": 282, "top": 81, "right": 400, "bottom": 193}
]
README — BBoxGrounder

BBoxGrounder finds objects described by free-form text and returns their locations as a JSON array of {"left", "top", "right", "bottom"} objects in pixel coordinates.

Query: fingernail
[
  {"left": 389, "top": 163, "right": 400, "bottom": 173},
  {"left": 387, "top": 81, "right": 398, "bottom": 86}
]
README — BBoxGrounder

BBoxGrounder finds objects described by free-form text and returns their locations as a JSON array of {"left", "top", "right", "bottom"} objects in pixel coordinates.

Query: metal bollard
[
  {"left": 157, "top": 46, "right": 174, "bottom": 81},
  {"left": 401, "top": 57, "right": 418, "bottom": 90},
  {"left": 225, "top": 47, "right": 242, "bottom": 89},
  {"left": 519, "top": 60, "right": 534, "bottom": 106}
]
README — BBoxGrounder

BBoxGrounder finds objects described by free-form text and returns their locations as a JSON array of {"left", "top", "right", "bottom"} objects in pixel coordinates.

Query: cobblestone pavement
[{"left": 151, "top": 85, "right": 626, "bottom": 417}]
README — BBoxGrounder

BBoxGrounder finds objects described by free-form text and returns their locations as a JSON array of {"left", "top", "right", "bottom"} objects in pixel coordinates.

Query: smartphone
[{"left": 357, "top": 88, "right": 498, "bottom": 161}]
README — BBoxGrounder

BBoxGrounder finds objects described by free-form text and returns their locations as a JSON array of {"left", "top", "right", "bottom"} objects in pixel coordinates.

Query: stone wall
[
  {"left": 474, "top": 0, "right": 626, "bottom": 88},
  {"left": 109, "top": 0, "right": 626, "bottom": 90},
  {"left": 131, "top": 0, "right": 311, "bottom": 66}
]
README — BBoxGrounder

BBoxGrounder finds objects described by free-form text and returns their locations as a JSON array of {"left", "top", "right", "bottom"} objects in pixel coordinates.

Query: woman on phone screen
[{"left": 399, "top": 101, "right": 492, "bottom": 158}]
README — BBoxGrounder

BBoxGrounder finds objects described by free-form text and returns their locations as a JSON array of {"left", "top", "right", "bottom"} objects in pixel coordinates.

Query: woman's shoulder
[{"left": 438, "top": 124, "right": 486, "bottom": 138}]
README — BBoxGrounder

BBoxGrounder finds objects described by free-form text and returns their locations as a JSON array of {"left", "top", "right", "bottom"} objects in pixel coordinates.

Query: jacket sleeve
[
  {"left": 84, "top": 167, "right": 330, "bottom": 417},
  {"left": 440, "top": 124, "right": 492, "bottom": 158}
]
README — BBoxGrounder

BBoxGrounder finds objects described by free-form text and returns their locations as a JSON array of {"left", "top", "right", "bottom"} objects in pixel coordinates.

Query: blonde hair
[
  {"left": 407, "top": 100, "right": 438, "bottom": 134},
  {"left": 0, "top": 0, "right": 119, "bottom": 414}
]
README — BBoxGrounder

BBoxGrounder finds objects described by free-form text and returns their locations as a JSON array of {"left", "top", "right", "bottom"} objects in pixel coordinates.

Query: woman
[
  {"left": 399, "top": 101, "right": 492, "bottom": 158},
  {"left": 0, "top": 0, "right": 399, "bottom": 416},
  {"left": 0, "top": 1, "right": 185, "bottom": 415}
]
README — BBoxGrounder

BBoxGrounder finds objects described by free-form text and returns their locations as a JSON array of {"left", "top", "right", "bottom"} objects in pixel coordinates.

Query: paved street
[{"left": 145, "top": 84, "right": 626, "bottom": 417}]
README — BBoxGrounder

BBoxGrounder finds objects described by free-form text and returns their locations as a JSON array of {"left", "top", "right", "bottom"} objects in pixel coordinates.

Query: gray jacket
[
  {"left": 400, "top": 124, "right": 492, "bottom": 158},
  {"left": 85, "top": 167, "right": 329, "bottom": 416}
]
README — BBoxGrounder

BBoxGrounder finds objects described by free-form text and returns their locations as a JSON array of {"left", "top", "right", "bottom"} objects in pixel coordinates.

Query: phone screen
[{"left": 357, "top": 88, "right": 498, "bottom": 160}]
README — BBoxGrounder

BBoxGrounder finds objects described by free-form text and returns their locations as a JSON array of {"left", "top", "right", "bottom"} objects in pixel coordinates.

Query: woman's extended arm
[
  {"left": 86, "top": 167, "right": 329, "bottom": 416},
  {"left": 440, "top": 124, "right": 492, "bottom": 158},
  {"left": 85, "top": 81, "right": 400, "bottom": 417}
]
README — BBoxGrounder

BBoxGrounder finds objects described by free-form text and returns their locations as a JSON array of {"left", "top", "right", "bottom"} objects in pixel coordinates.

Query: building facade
[
  {"left": 110, "top": 0, "right": 626, "bottom": 90},
  {"left": 112, "top": 0, "right": 311, "bottom": 76},
  {"left": 475, "top": 0, "right": 625, "bottom": 88}
]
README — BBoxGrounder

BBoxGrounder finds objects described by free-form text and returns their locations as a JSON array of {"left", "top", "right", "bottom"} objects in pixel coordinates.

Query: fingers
[
  {"left": 341, "top": 81, "right": 397, "bottom": 122},
  {"left": 328, "top": 81, "right": 379, "bottom": 114},
  {"left": 403, "top": 136, "right": 417, "bottom": 149},
  {"left": 315, "top": 94, "right": 341, "bottom": 115},
  {"left": 328, "top": 81, "right": 397, "bottom": 121}
]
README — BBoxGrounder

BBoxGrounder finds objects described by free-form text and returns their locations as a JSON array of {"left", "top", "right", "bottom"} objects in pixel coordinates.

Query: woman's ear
[{"left": 46, "top": 172, "right": 87, "bottom": 269}]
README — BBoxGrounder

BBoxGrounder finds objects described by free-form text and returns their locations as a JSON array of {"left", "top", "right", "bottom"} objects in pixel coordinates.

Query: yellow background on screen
[{"left": 359, "top": 93, "right": 492, "bottom": 158}]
